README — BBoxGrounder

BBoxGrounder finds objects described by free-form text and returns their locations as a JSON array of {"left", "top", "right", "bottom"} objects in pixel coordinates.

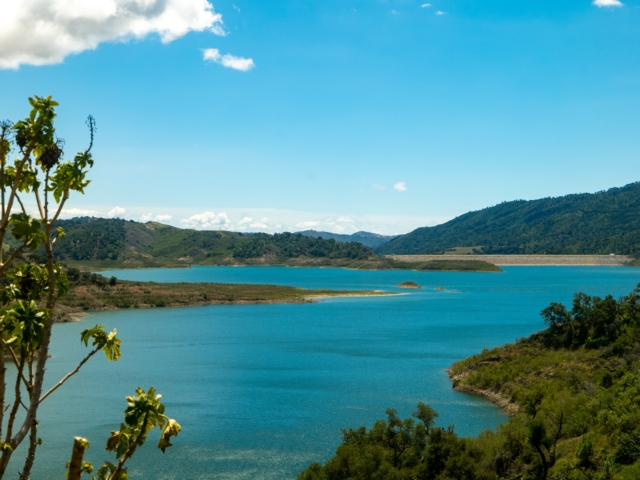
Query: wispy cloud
[
  {"left": 435, "top": 11, "right": 446, "bottom": 16},
  {"left": 393, "top": 182, "right": 408, "bottom": 192},
  {"left": 107, "top": 206, "right": 126, "bottom": 218},
  {"left": 203, "top": 48, "right": 255, "bottom": 71},
  {"left": 0, "top": 0, "right": 226, "bottom": 69},
  {"left": 420, "top": 3, "right": 432, "bottom": 7},
  {"left": 372, "top": 184, "right": 387, "bottom": 191},
  {"left": 592, "top": 0, "right": 623, "bottom": 6}
]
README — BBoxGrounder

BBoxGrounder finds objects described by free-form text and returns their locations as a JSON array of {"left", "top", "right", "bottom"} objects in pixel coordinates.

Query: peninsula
[{"left": 55, "top": 271, "right": 390, "bottom": 321}]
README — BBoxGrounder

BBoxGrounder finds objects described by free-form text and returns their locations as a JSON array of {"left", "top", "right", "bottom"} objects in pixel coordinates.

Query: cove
[{"left": 23, "top": 266, "right": 640, "bottom": 478}]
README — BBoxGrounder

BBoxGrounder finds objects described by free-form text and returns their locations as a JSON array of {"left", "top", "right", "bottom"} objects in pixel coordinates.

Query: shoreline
[
  {"left": 56, "top": 290, "right": 394, "bottom": 322},
  {"left": 447, "top": 369, "right": 519, "bottom": 416}
]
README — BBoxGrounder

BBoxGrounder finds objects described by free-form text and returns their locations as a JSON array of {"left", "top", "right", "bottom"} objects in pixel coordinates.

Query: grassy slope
[{"left": 376, "top": 181, "right": 640, "bottom": 255}]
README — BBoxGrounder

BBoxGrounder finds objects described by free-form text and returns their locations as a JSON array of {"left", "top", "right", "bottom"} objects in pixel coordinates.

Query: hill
[
  {"left": 297, "top": 230, "right": 397, "bottom": 248},
  {"left": 376, "top": 181, "right": 640, "bottom": 256},
  {"left": 40, "top": 218, "right": 498, "bottom": 271},
  {"left": 50, "top": 217, "right": 374, "bottom": 268}
]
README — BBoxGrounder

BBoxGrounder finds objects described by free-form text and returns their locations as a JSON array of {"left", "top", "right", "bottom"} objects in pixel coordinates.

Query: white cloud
[
  {"left": 250, "top": 217, "right": 269, "bottom": 229},
  {"left": 391, "top": 10, "right": 399, "bottom": 15},
  {"left": 238, "top": 217, "right": 253, "bottom": 226},
  {"left": 337, "top": 216, "right": 354, "bottom": 223},
  {"left": 435, "top": 11, "right": 446, "bottom": 15},
  {"left": 60, "top": 207, "right": 99, "bottom": 218},
  {"left": 393, "top": 182, "right": 408, "bottom": 192},
  {"left": 181, "top": 211, "right": 230, "bottom": 229},
  {"left": 421, "top": 3, "right": 432, "bottom": 7},
  {"left": 203, "top": 48, "right": 255, "bottom": 71},
  {"left": 295, "top": 221, "right": 320, "bottom": 229},
  {"left": 232, "top": 4, "right": 241, "bottom": 12},
  {"left": 0, "top": 0, "right": 226, "bottom": 69},
  {"left": 593, "top": 0, "right": 623, "bottom": 6},
  {"left": 372, "top": 184, "right": 387, "bottom": 190},
  {"left": 141, "top": 213, "right": 171, "bottom": 222},
  {"left": 107, "top": 206, "right": 126, "bottom": 218}
]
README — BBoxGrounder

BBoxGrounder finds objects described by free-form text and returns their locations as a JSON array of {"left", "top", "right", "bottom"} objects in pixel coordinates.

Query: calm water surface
[{"left": 22, "top": 266, "right": 639, "bottom": 478}]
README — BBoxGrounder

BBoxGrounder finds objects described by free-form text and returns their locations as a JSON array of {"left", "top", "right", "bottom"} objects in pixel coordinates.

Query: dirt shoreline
[{"left": 447, "top": 369, "right": 519, "bottom": 416}]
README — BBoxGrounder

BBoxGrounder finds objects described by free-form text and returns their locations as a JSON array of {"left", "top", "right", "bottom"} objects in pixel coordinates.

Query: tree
[{"left": 0, "top": 97, "right": 180, "bottom": 479}]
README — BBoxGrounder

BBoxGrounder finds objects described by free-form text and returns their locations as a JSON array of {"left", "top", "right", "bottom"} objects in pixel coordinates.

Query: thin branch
[
  {"left": 14, "top": 194, "right": 27, "bottom": 215},
  {"left": 33, "top": 187, "right": 45, "bottom": 222},
  {"left": 1, "top": 341, "right": 30, "bottom": 391},
  {"left": 1, "top": 241, "right": 27, "bottom": 270},
  {"left": 39, "top": 347, "right": 100, "bottom": 404},
  {"left": 0, "top": 155, "right": 30, "bottom": 269},
  {"left": 4, "top": 353, "right": 25, "bottom": 445},
  {"left": 49, "top": 193, "right": 68, "bottom": 226},
  {"left": 109, "top": 412, "right": 149, "bottom": 480}
]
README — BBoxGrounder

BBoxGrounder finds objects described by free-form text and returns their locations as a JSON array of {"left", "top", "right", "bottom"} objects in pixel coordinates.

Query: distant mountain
[
  {"left": 51, "top": 217, "right": 374, "bottom": 267},
  {"left": 297, "top": 230, "right": 397, "bottom": 248},
  {"left": 376, "top": 181, "right": 640, "bottom": 256}
]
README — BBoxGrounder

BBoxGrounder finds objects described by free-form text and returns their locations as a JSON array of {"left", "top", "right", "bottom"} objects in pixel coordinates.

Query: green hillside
[
  {"left": 50, "top": 217, "right": 374, "bottom": 268},
  {"left": 376, "top": 181, "right": 640, "bottom": 256}
]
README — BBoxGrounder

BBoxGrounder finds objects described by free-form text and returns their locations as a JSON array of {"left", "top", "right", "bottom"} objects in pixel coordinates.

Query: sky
[{"left": 0, "top": 0, "right": 639, "bottom": 235}]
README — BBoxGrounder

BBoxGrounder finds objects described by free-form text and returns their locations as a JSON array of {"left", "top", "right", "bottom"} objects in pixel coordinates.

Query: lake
[{"left": 22, "top": 266, "right": 640, "bottom": 478}]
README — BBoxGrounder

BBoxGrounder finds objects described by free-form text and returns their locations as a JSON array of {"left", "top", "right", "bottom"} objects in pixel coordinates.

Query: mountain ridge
[
  {"left": 376, "top": 181, "right": 640, "bottom": 256},
  {"left": 296, "top": 230, "right": 397, "bottom": 248}
]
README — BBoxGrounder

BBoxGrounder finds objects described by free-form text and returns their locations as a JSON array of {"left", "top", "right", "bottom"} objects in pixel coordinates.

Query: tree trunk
[
  {"left": 19, "top": 420, "right": 39, "bottom": 480},
  {"left": 67, "top": 437, "right": 89, "bottom": 480}
]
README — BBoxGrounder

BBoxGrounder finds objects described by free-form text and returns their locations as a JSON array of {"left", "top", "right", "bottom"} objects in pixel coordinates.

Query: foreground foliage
[
  {"left": 0, "top": 97, "right": 179, "bottom": 479},
  {"left": 300, "top": 285, "right": 640, "bottom": 479}
]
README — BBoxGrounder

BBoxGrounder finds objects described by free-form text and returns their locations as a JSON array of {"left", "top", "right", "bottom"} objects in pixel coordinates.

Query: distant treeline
[{"left": 232, "top": 232, "right": 372, "bottom": 260}]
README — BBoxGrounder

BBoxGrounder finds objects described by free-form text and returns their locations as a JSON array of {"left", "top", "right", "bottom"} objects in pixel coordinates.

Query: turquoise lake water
[{"left": 20, "top": 266, "right": 640, "bottom": 478}]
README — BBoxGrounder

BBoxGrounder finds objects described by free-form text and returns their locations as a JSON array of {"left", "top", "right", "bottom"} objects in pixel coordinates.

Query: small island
[{"left": 397, "top": 281, "right": 421, "bottom": 289}]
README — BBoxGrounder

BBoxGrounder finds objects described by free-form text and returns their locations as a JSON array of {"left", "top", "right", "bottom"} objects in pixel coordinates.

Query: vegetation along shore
[
  {"left": 299, "top": 284, "right": 640, "bottom": 479},
  {"left": 54, "top": 270, "right": 390, "bottom": 321}
]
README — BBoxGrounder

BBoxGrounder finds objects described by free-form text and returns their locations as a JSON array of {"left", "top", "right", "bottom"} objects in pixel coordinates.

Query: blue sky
[{"left": 1, "top": 0, "right": 639, "bottom": 234}]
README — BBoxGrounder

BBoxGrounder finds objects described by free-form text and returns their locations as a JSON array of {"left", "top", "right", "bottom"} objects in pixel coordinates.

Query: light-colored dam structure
[{"left": 385, "top": 254, "right": 633, "bottom": 266}]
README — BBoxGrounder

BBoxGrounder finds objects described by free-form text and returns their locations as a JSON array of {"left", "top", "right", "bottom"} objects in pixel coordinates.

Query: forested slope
[
  {"left": 376, "top": 181, "right": 640, "bottom": 255},
  {"left": 51, "top": 217, "right": 374, "bottom": 267}
]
